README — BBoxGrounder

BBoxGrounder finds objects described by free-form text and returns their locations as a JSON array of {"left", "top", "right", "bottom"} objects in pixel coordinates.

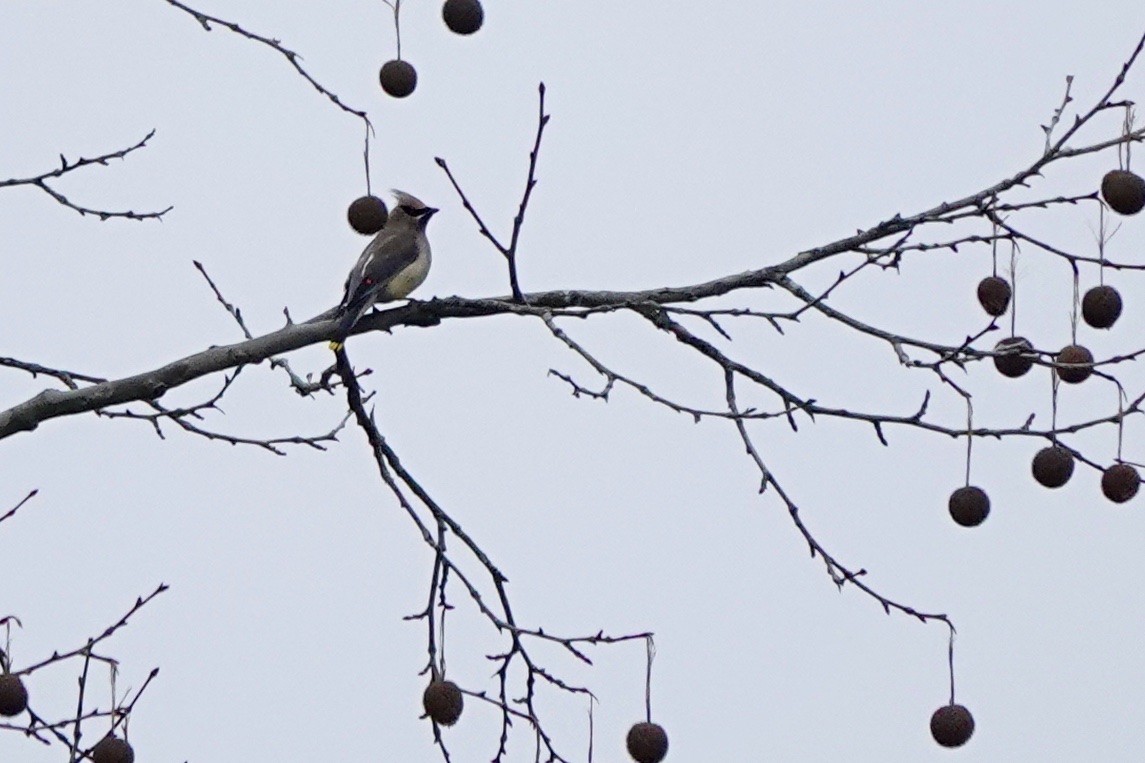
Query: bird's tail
[
  {"left": 328, "top": 295, "right": 372, "bottom": 350},
  {"left": 335, "top": 304, "right": 363, "bottom": 335}
]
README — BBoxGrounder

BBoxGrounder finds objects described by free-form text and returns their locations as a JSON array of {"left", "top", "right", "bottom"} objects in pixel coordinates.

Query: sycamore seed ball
[
  {"left": 347, "top": 195, "right": 389, "bottom": 235},
  {"left": 1102, "top": 463, "right": 1141, "bottom": 504},
  {"left": 993, "top": 336, "right": 1034, "bottom": 378},
  {"left": 930, "top": 704, "right": 975, "bottom": 748},
  {"left": 423, "top": 680, "right": 464, "bottom": 726},
  {"left": 1031, "top": 446, "right": 1075, "bottom": 488},
  {"left": 1081, "top": 285, "right": 1123, "bottom": 330},
  {"left": 0, "top": 674, "right": 28, "bottom": 717},
  {"left": 1101, "top": 169, "right": 1145, "bottom": 215},
  {"left": 626, "top": 722, "right": 669, "bottom": 763},
  {"left": 948, "top": 485, "right": 989, "bottom": 527},
  {"left": 443, "top": 0, "right": 484, "bottom": 35},
  {"left": 1055, "top": 344, "right": 1094, "bottom": 384},
  {"left": 91, "top": 735, "right": 135, "bottom": 763},
  {"left": 379, "top": 59, "right": 418, "bottom": 98},
  {"left": 976, "top": 276, "right": 1011, "bottom": 317}
]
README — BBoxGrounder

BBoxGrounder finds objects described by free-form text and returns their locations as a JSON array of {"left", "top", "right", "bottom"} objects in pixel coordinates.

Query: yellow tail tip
[{"left": 329, "top": 340, "right": 344, "bottom": 351}]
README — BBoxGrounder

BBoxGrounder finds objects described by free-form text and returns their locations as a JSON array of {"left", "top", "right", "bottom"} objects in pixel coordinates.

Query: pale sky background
[{"left": 4, "top": 2, "right": 1145, "bottom": 761}]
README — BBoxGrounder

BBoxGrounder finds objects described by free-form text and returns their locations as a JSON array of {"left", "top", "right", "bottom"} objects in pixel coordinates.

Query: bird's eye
[{"left": 401, "top": 205, "right": 430, "bottom": 217}]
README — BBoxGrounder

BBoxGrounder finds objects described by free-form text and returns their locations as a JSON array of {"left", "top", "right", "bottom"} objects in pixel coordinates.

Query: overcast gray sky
[{"left": 4, "top": 2, "right": 1145, "bottom": 761}]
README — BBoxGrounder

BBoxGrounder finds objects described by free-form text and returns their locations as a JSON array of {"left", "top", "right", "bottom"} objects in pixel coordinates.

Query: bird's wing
[{"left": 339, "top": 228, "right": 422, "bottom": 309}]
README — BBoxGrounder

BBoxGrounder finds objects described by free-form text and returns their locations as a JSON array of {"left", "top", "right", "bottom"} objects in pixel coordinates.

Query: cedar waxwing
[{"left": 331, "top": 190, "right": 438, "bottom": 346}]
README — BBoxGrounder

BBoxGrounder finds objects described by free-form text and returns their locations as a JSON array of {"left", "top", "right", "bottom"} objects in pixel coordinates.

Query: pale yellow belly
[{"left": 381, "top": 254, "right": 431, "bottom": 301}]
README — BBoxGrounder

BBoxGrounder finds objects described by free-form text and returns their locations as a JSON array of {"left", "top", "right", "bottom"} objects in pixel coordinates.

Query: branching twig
[
  {"left": 0, "top": 132, "right": 170, "bottom": 221},
  {"left": 435, "top": 83, "right": 551, "bottom": 301},
  {"left": 165, "top": 0, "right": 371, "bottom": 124},
  {"left": 332, "top": 348, "right": 651, "bottom": 761}
]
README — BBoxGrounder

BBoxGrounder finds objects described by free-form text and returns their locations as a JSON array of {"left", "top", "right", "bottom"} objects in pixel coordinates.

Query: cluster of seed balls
[
  {"left": 356, "top": 2, "right": 487, "bottom": 227},
  {"left": 950, "top": 168, "right": 1145, "bottom": 529},
  {"left": 380, "top": 0, "right": 484, "bottom": 98},
  {"left": 0, "top": 673, "right": 134, "bottom": 762},
  {"left": 422, "top": 679, "right": 670, "bottom": 762}
]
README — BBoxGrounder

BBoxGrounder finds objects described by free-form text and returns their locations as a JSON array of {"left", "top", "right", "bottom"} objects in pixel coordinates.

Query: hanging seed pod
[
  {"left": 1081, "top": 285, "right": 1122, "bottom": 329},
  {"left": 1101, "top": 463, "right": 1140, "bottom": 503},
  {"left": 1101, "top": 169, "right": 1145, "bottom": 215},
  {"left": 422, "top": 680, "right": 464, "bottom": 726},
  {"left": 0, "top": 674, "right": 28, "bottom": 717},
  {"left": 948, "top": 486, "right": 990, "bottom": 527},
  {"left": 993, "top": 337, "right": 1034, "bottom": 378},
  {"left": 347, "top": 195, "right": 389, "bottom": 235},
  {"left": 626, "top": 722, "right": 669, "bottom": 763},
  {"left": 1032, "top": 446, "right": 1075, "bottom": 488},
  {"left": 1055, "top": 344, "right": 1094, "bottom": 384},
  {"left": 442, "top": 0, "right": 484, "bottom": 35},
  {"left": 379, "top": 59, "right": 418, "bottom": 98},
  {"left": 91, "top": 735, "right": 135, "bottom": 763},
  {"left": 930, "top": 704, "right": 975, "bottom": 748},
  {"left": 976, "top": 276, "right": 1011, "bottom": 316}
]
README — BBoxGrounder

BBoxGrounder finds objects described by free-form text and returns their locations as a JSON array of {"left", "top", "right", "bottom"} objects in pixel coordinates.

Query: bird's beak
[{"left": 426, "top": 207, "right": 439, "bottom": 218}]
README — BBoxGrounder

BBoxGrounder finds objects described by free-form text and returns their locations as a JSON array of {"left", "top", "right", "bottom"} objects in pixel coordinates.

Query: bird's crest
[{"left": 391, "top": 190, "right": 428, "bottom": 210}]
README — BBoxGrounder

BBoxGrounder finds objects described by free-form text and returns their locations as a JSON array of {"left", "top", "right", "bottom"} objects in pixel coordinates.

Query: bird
[{"left": 330, "top": 190, "right": 438, "bottom": 348}]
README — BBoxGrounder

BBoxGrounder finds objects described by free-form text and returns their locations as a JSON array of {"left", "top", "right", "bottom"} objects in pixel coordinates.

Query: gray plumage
[{"left": 334, "top": 190, "right": 438, "bottom": 338}]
